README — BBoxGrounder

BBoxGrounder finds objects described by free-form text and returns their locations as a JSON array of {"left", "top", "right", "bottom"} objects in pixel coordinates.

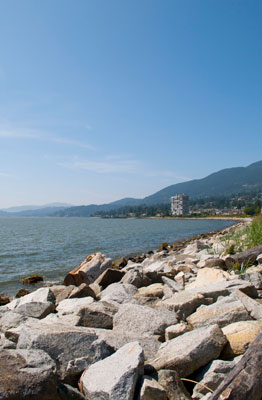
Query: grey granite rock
[
  {"left": 80, "top": 341, "right": 144, "bottom": 400},
  {"left": 148, "top": 324, "right": 227, "bottom": 377}
]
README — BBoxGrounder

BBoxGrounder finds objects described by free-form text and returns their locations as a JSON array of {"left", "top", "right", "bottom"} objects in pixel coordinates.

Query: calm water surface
[{"left": 0, "top": 217, "right": 235, "bottom": 295}]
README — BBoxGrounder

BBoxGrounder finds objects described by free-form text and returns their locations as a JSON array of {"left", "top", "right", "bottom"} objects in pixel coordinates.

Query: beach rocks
[
  {"left": 56, "top": 297, "right": 94, "bottom": 315},
  {"left": 80, "top": 342, "right": 144, "bottom": 400},
  {"left": 187, "top": 295, "right": 251, "bottom": 329},
  {"left": 63, "top": 252, "right": 112, "bottom": 286},
  {"left": 157, "top": 369, "right": 192, "bottom": 400},
  {"left": 17, "top": 323, "right": 114, "bottom": 382},
  {"left": 0, "top": 349, "right": 59, "bottom": 400},
  {"left": 148, "top": 324, "right": 227, "bottom": 376},
  {"left": 139, "top": 376, "right": 168, "bottom": 400},
  {"left": 113, "top": 303, "right": 178, "bottom": 338},
  {"left": 95, "top": 268, "right": 125, "bottom": 289}
]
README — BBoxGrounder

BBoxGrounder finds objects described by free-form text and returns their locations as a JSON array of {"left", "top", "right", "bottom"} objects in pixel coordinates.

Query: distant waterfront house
[{"left": 171, "top": 194, "right": 189, "bottom": 215}]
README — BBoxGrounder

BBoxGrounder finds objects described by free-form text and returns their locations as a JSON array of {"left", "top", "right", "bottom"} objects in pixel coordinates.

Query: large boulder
[
  {"left": 17, "top": 323, "right": 114, "bottom": 382},
  {"left": 95, "top": 268, "right": 125, "bottom": 289},
  {"left": 157, "top": 369, "right": 192, "bottom": 400},
  {"left": 113, "top": 303, "right": 177, "bottom": 339},
  {"left": 80, "top": 342, "right": 144, "bottom": 400},
  {"left": 0, "top": 349, "right": 59, "bottom": 400},
  {"left": 148, "top": 324, "right": 227, "bottom": 376},
  {"left": 63, "top": 253, "right": 112, "bottom": 286},
  {"left": 187, "top": 295, "right": 251, "bottom": 329}
]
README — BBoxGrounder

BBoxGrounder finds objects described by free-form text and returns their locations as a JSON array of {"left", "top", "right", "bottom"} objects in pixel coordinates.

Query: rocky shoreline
[{"left": 1, "top": 220, "right": 262, "bottom": 399}]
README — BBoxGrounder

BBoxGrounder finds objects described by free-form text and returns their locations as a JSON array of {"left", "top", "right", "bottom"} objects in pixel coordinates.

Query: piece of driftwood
[
  {"left": 225, "top": 245, "right": 262, "bottom": 268},
  {"left": 208, "top": 331, "right": 262, "bottom": 400}
]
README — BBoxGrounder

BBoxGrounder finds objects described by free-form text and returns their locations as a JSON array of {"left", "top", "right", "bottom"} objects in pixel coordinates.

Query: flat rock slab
[
  {"left": 80, "top": 341, "right": 144, "bottom": 400},
  {"left": 0, "top": 349, "right": 59, "bottom": 400},
  {"left": 17, "top": 323, "right": 114, "bottom": 381},
  {"left": 14, "top": 301, "right": 55, "bottom": 319},
  {"left": 113, "top": 303, "right": 177, "bottom": 338},
  {"left": 148, "top": 324, "right": 227, "bottom": 377},
  {"left": 158, "top": 291, "right": 207, "bottom": 320},
  {"left": 64, "top": 252, "right": 112, "bottom": 286},
  {"left": 187, "top": 295, "right": 251, "bottom": 329}
]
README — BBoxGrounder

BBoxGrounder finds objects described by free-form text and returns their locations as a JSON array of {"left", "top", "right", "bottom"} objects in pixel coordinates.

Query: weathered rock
[
  {"left": 165, "top": 322, "right": 190, "bottom": 341},
  {"left": 80, "top": 342, "right": 144, "bottom": 400},
  {"left": 136, "top": 283, "right": 164, "bottom": 298},
  {"left": 221, "top": 320, "right": 262, "bottom": 358},
  {"left": 192, "top": 357, "right": 241, "bottom": 399},
  {"left": 183, "top": 241, "right": 209, "bottom": 255},
  {"left": 89, "top": 282, "right": 102, "bottom": 297},
  {"left": 17, "top": 323, "right": 114, "bottom": 381},
  {"left": 99, "top": 282, "right": 137, "bottom": 304},
  {"left": 139, "top": 376, "right": 168, "bottom": 400},
  {"left": 158, "top": 291, "right": 207, "bottom": 320},
  {"left": 0, "top": 349, "right": 59, "bottom": 400},
  {"left": 6, "top": 287, "right": 56, "bottom": 310},
  {"left": 77, "top": 301, "right": 118, "bottom": 329},
  {"left": 157, "top": 369, "right": 192, "bottom": 400},
  {"left": 112, "top": 257, "right": 128, "bottom": 269},
  {"left": 64, "top": 253, "right": 112, "bottom": 286},
  {"left": 57, "top": 383, "right": 86, "bottom": 400},
  {"left": 187, "top": 295, "right": 251, "bottom": 329},
  {"left": 56, "top": 297, "right": 94, "bottom": 315},
  {"left": 148, "top": 324, "right": 227, "bottom": 376},
  {"left": 15, "top": 289, "right": 30, "bottom": 298},
  {"left": 113, "top": 303, "right": 177, "bottom": 339},
  {"left": 21, "top": 274, "right": 43, "bottom": 285},
  {"left": 232, "top": 289, "right": 262, "bottom": 319},
  {"left": 186, "top": 268, "right": 231, "bottom": 290},
  {"left": 121, "top": 268, "right": 152, "bottom": 288},
  {"left": 0, "top": 294, "right": 10, "bottom": 306},
  {"left": 68, "top": 283, "right": 96, "bottom": 299},
  {"left": 14, "top": 301, "right": 55, "bottom": 319},
  {"left": 95, "top": 268, "right": 125, "bottom": 289}
]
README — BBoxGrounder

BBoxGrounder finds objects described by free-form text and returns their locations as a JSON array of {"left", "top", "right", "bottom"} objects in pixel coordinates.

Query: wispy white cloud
[
  {"left": 58, "top": 157, "right": 140, "bottom": 174},
  {"left": 0, "top": 128, "right": 94, "bottom": 150}
]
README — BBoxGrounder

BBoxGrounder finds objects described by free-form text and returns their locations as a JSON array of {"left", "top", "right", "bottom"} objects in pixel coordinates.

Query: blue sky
[{"left": 0, "top": 0, "right": 261, "bottom": 208}]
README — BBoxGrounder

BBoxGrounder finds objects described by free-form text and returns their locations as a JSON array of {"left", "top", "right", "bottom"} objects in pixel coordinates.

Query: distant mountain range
[
  {"left": 1, "top": 161, "right": 261, "bottom": 218},
  {"left": 0, "top": 203, "right": 72, "bottom": 217},
  {"left": 55, "top": 160, "right": 262, "bottom": 217}
]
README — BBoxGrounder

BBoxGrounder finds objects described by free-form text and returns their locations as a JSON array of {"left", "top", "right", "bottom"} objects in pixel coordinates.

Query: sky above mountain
[{"left": 0, "top": 0, "right": 261, "bottom": 208}]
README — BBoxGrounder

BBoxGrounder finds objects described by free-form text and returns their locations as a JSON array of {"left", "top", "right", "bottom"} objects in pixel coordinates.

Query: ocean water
[{"left": 0, "top": 217, "right": 235, "bottom": 295}]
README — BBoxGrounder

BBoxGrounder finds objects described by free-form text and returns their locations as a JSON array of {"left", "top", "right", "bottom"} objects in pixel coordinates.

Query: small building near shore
[{"left": 171, "top": 194, "right": 189, "bottom": 215}]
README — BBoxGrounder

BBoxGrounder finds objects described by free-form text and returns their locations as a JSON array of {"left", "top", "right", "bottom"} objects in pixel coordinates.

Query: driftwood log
[
  {"left": 208, "top": 331, "right": 262, "bottom": 400},
  {"left": 225, "top": 246, "right": 262, "bottom": 269}
]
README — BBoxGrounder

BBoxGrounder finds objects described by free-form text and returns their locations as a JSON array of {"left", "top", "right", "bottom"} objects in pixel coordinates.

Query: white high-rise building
[{"left": 171, "top": 194, "right": 189, "bottom": 215}]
